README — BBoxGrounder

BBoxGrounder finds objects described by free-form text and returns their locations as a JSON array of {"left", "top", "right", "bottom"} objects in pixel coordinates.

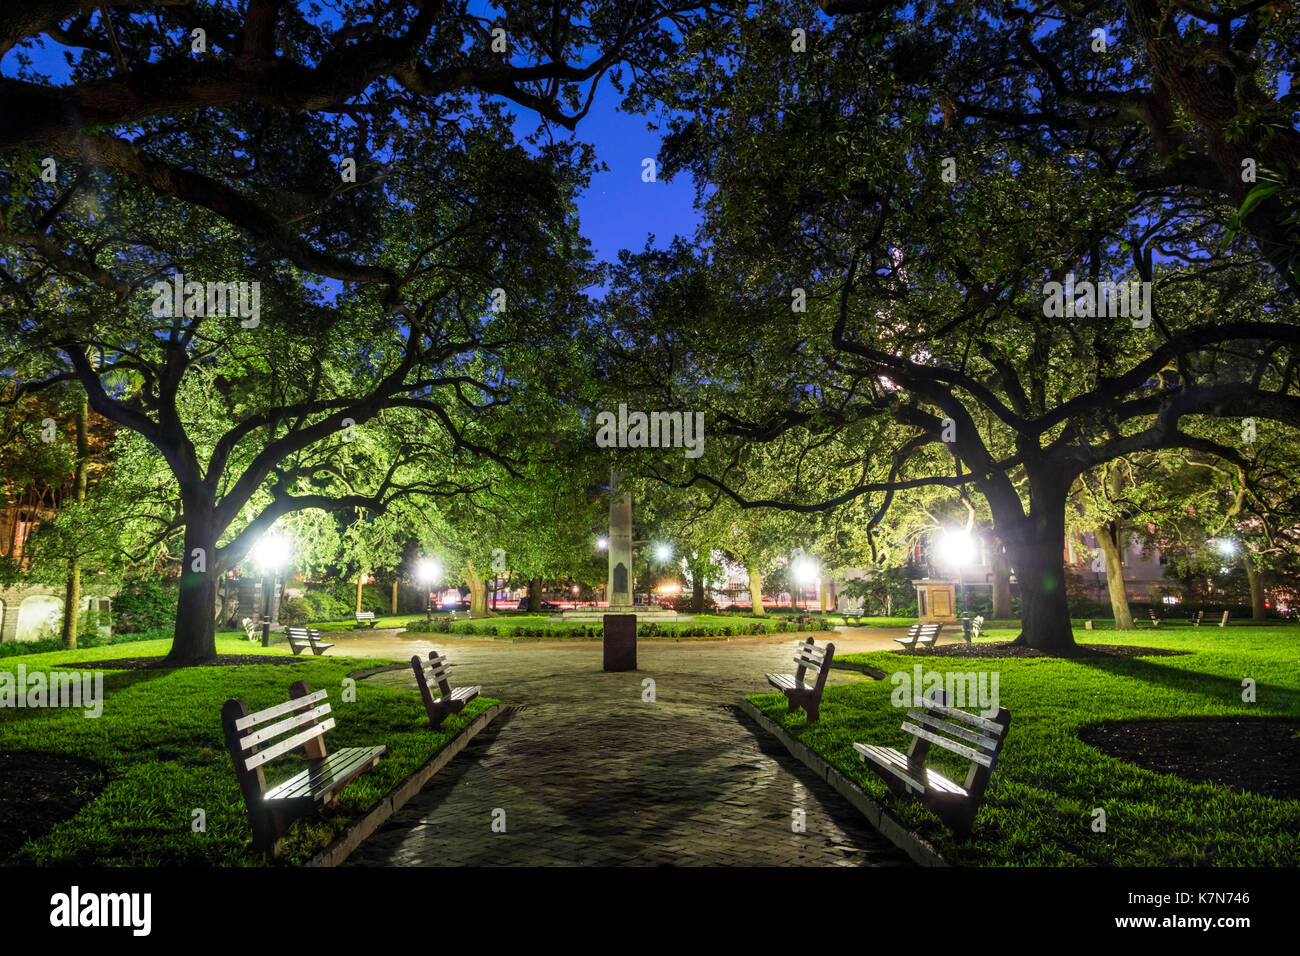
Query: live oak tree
[{"left": 616, "top": 10, "right": 1300, "bottom": 650}]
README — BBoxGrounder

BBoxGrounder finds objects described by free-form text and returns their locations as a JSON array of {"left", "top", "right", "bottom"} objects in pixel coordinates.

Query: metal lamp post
[{"left": 251, "top": 534, "right": 290, "bottom": 647}]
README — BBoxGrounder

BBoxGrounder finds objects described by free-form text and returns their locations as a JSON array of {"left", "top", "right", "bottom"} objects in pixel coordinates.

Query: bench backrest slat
[
  {"left": 905, "top": 708, "right": 1001, "bottom": 752},
  {"left": 235, "top": 689, "right": 329, "bottom": 731},
  {"left": 239, "top": 702, "right": 332, "bottom": 751},
  {"left": 244, "top": 717, "right": 336, "bottom": 771},
  {"left": 901, "top": 721, "right": 994, "bottom": 767},
  {"left": 920, "top": 697, "right": 1008, "bottom": 737},
  {"left": 356, "top": 611, "right": 375, "bottom": 619}
]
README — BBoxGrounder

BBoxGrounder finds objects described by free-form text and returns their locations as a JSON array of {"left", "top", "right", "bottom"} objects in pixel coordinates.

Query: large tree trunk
[
  {"left": 355, "top": 573, "right": 364, "bottom": 613},
  {"left": 60, "top": 391, "right": 89, "bottom": 649},
  {"left": 997, "top": 470, "right": 1076, "bottom": 651},
  {"left": 991, "top": 542, "right": 1013, "bottom": 620},
  {"left": 1095, "top": 522, "right": 1135, "bottom": 629},
  {"left": 527, "top": 577, "right": 543, "bottom": 612},
  {"left": 467, "top": 564, "right": 489, "bottom": 617},
  {"left": 747, "top": 566, "right": 766, "bottom": 616},
  {"left": 690, "top": 573, "right": 705, "bottom": 613},
  {"left": 165, "top": 514, "right": 220, "bottom": 666},
  {"left": 1243, "top": 554, "right": 1267, "bottom": 621}
]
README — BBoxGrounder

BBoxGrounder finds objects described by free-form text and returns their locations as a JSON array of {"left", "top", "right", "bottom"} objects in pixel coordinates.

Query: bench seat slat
[
  {"left": 449, "top": 686, "right": 479, "bottom": 701},
  {"left": 766, "top": 673, "right": 801, "bottom": 691},
  {"left": 244, "top": 717, "right": 336, "bottom": 771},
  {"left": 854, "top": 743, "right": 969, "bottom": 796},
  {"left": 263, "top": 746, "right": 387, "bottom": 803},
  {"left": 900, "top": 722, "right": 993, "bottom": 766},
  {"left": 235, "top": 689, "right": 329, "bottom": 731},
  {"left": 905, "top": 709, "right": 1000, "bottom": 751},
  {"left": 239, "top": 702, "right": 332, "bottom": 750}
]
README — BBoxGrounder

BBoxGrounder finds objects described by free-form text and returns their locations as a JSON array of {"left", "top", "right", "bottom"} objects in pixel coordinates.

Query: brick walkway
[{"left": 341, "top": 633, "right": 912, "bottom": 867}]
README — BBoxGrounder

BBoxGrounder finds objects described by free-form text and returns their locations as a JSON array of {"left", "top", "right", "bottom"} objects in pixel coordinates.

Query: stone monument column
[{"left": 608, "top": 469, "right": 634, "bottom": 609}]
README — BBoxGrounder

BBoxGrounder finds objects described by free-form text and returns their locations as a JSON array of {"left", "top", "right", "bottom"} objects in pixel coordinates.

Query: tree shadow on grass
[{"left": 1067, "top": 655, "right": 1300, "bottom": 713}]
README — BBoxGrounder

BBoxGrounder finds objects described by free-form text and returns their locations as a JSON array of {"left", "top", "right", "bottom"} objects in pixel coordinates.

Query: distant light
[
  {"left": 572, "top": 586, "right": 580, "bottom": 594},
  {"left": 416, "top": 559, "right": 441, "bottom": 583},
  {"left": 440, "top": 592, "right": 458, "bottom": 606},
  {"left": 655, "top": 544, "right": 671, "bottom": 561},
  {"left": 252, "top": 534, "right": 290, "bottom": 572},
  {"left": 792, "top": 556, "right": 819, "bottom": 584},
  {"left": 937, "top": 530, "right": 976, "bottom": 567},
  {"left": 596, "top": 537, "right": 608, "bottom": 550},
  {"left": 1215, "top": 539, "right": 1237, "bottom": 557},
  {"left": 660, "top": 583, "right": 680, "bottom": 594}
]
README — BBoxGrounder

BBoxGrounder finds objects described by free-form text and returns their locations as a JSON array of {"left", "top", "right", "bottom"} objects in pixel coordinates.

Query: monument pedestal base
[{"left": 603, "top": 614, "right": 637, "bottom": 671}]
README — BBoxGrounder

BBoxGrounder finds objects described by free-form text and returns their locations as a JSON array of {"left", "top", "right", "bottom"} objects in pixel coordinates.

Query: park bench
[
  {"left": 854, "top": 689, "right": 1012, "bottom": 838},
  {"left": 1188, "top": 610, "right": 1204, "bottom": 627},
  {"left": 410, "top": 650, "right": 480, "bottom": 729},
  {"left": 894, "top": 622, "right": 943, "bottom": 651},
  {"left": 354, "top": 611, "right": 378, "bottom": 629},
  {"left": 221, "top": 680, "right": 385, "bottom": 856},
  {"left": 842, "top": 607, "right": 866, "bottom": 625},
  {"left": 1148, "top": 609, "right": 1162, "bottom": 628},
  {"left": 241, "top": 616, "right": 259, "bottom": 642},
  {"left": 765, "top": 637, "right": 836, "bottom": 722},
  {"left": 286, "top": 626, "right": 334, "bottom": 656},
  {"left": 962, "top": 614, "right": 985, "bottom": 643},
  {"left": 1219, "top": 610, "right": 1230, "bottom": 627}
]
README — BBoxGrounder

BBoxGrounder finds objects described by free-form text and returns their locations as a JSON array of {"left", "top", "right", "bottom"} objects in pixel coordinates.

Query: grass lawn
[
  {"left": 310, "top": 614, "right": 422, "bottom": 631},
  {"left": 0, "top": 634, "right": 496, "bottom": 866},
  {"left": 747, "top": 625, "right": 1300, "bottom": 865}
]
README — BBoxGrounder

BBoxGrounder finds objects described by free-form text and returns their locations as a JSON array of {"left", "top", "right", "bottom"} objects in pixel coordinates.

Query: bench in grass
[
  {"left": 962, "top": 615, "right": 985, "bottom": 644},
  {"left": 241, "top": 616, "right": 259, "bottom": 642},
  {"left": 895, "top": 622, "right": 942, "bottom": 651},
  {"left": 411, "top": 650, "right": 481, "bottom": 729},
  {"left": 354, "top": 611, "right": 378, "bottom": 629},
  {"left": 842, "top": 607, "right": 866, "bottom": 625},
  {"left": 854, "top": 690, "right": 1011, "bottom": 838},
  {"left": 765, "top": 637, "right": 836, "bottom": 721},
  {"left": 1188, "top": 610, "right": 1204, "bottom": 626},
  {"left": 1148, "top": 608, "right": 1162, "bottom": 627},
  {"left": 1220, "top": 611, "right": 1230, "bottom": 627},
  {"left": 286, "top": 626, "right": 334, "bottom": 656},
  {"left": 221, "top": 680, "right": 386, "bottom": 856}
]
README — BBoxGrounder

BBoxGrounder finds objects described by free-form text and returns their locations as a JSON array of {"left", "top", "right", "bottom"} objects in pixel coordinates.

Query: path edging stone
[
  {"left": 307, "top": 702, "right": 504, "bottom": 867},
  {"left": 739, "top": 699, "right": 947, "bottom": 867}
]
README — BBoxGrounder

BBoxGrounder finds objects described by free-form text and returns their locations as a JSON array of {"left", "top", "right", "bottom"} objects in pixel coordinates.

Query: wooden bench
[
  {"left": 1219, "top": 610, "right": 1230, "bottom": 627},
  {"left": 354, "top": 611, "right": 378, "bottom": 629},
  {"left": 410, "top": 650, "right": 481, "bottom": 729},
  {"left": 854, "top": 690, "right": 1011, "bottom": 838},
  {"left": 221, "top": 680, "right": 385, "bottom": 855},
  {"left": 241, "top": 616, "right": 259, "bottom": 642},
  {"left": 1148, "top": 608, "right": 1162, "bottom": 627},
  {"left": 895, "top": 622, "right": 943, "bottom": 650},
  {"left": 963, "top": 614, "right": 984, "bottom": 643},
  {"left": 1188, "top": 610, "right": 1204, "bottom": 627},
  {"left": 842, "top": 607, "right": 866, "bottom": 625},
  {"left": 286, "top": 626, "right": 334, "bottom": 656},
  {"left": 765, "top": 637, "right": 836, "bottom": 721}
]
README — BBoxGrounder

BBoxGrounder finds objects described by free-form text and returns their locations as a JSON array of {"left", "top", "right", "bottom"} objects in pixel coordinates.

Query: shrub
[{"left": 278, "top": 596, "right": 314, "bottom": 626}]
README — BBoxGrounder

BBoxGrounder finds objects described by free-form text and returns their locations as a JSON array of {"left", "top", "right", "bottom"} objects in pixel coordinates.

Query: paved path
[{"left": 338, "top": 630, "right": 913, "bottom": 867}]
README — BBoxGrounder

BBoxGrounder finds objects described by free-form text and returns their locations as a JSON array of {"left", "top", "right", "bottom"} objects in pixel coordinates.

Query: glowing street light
[
  {"left": 596, "top": 536, "right": 608, "bottom": 551},
  {"left": 655, "top": 543, "right": 672, "bottom": 562},
  {"left": 1215, "top": 539, "right": 1238, "bottom": 557},
  {"left": 792, "top": 554, "right": 819, "bottom": 611},
  {"left": 417, "top": 559, "right": 441, "bottom": 621},
  {"left": 251, "top": 533, "right": 291, "bottom": 647},
  {"left": 937, "top": 529, "right": 976, "bottom": 622}
]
